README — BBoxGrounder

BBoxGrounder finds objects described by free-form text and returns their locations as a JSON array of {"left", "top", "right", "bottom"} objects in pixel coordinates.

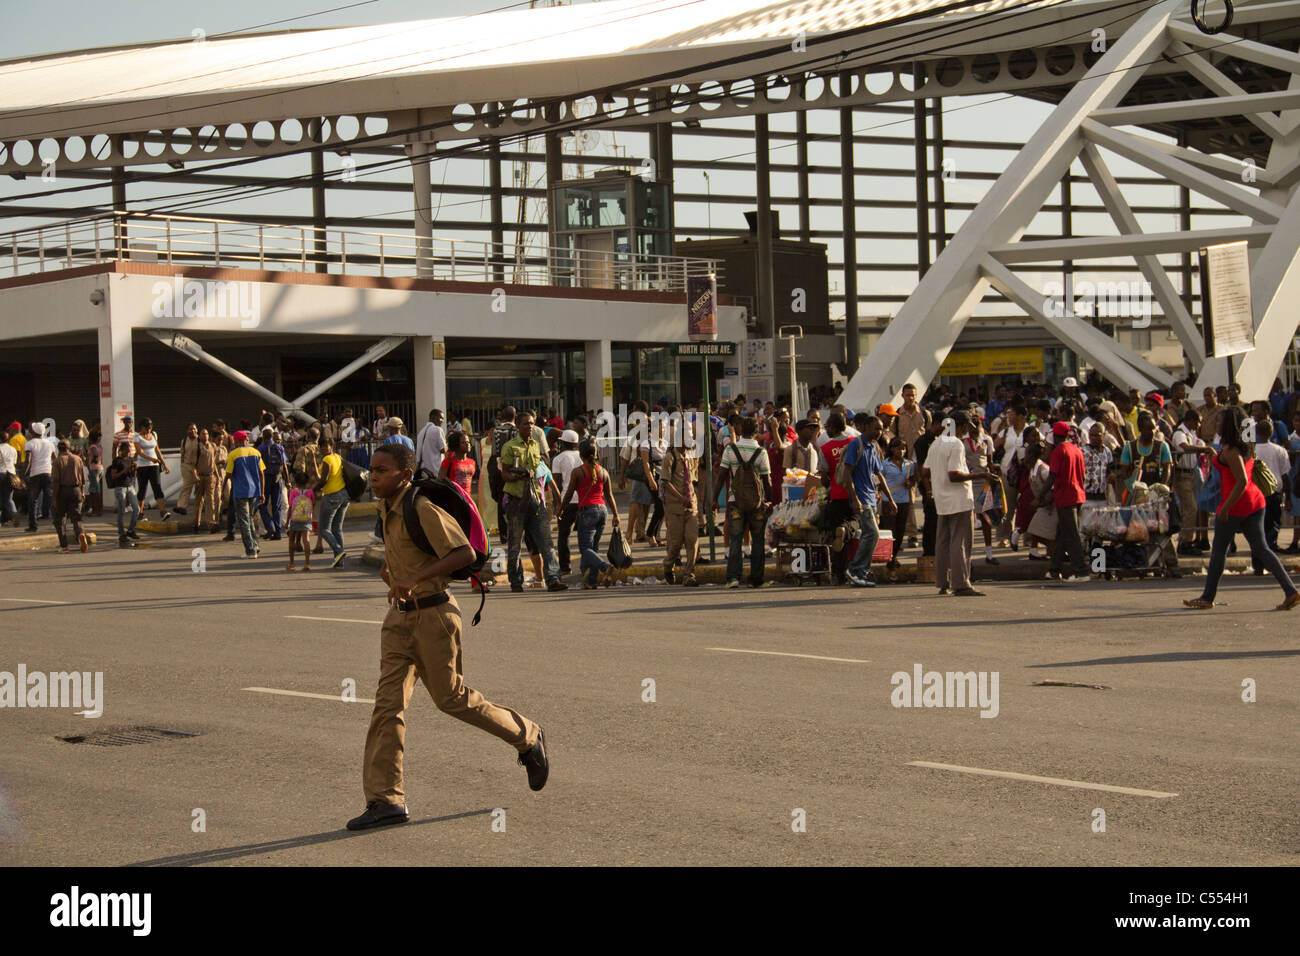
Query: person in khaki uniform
[
  {"left": 346, "top": 442, "right": 549, "bottom": 831},
  {"left": 175, "top": 423, "right": 200, "bottom": 514},
  {"left": 193, "top": 429, "right": 221, "bottom": 533},
  {"left": 660, "top": 425, "right": 700, "bottom": 586}
]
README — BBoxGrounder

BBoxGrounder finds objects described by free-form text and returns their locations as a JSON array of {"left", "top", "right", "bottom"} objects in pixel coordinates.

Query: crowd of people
[{"left": 3, "top": 375, "right": 1298, "bottom": 610}]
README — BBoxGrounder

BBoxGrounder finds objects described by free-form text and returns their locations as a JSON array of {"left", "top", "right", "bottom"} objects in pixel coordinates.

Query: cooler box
[{"left": 844, "top": 530, "right": 894, "bottom": 564}]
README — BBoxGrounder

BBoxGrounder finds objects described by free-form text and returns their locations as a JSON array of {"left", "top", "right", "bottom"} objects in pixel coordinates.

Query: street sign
[{"left": 672, "top": 341, "right": 736, "bottom": 357}]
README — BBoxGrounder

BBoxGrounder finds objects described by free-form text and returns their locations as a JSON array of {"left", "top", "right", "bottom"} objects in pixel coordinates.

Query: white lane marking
[
  {"left": 243, "top": 686, "right": 376, "bottom": 704},
  {"left": 0, "top": 597, "right": 69, "bottom": 605},
  {"left": 707, "top": 647, "right": 871, "bottom": 664},
  {"left": 285, "top": 614, "right": 383, "bottom": 624},
  {"left": 906, "top": 761, "right": 1178, "bottom": 798}
]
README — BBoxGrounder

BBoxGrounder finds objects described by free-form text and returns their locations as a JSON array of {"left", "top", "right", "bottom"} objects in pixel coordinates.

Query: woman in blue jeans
[
  {"left": 1185, "top": 407, "right": 1299, "bottom": 611},
  {"left": 558, "top": 441, "right": 620, "bottom": 588}
]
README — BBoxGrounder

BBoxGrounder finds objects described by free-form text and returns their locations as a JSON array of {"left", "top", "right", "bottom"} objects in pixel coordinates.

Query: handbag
[
  {"left": 625, "top": 453, "right": 647, "bottom": 483},
  {"left": 607, "top": 525, "right": 633, "bottom": 569}
]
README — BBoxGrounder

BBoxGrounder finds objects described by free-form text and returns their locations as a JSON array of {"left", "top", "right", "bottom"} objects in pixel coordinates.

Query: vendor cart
[{"left": 1079, "top": 494, "right": 1178, "bottom": 579}]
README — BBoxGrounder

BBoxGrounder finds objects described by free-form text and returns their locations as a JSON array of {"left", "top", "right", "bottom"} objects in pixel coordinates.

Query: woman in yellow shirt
[{"left": 318, "top": 438, "right": 351, "bottom": 568}]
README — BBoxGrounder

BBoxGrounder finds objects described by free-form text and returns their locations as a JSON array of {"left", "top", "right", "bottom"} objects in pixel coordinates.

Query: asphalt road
[{"left": 0, "top": 541, "right": 1296, "bottom": 867}]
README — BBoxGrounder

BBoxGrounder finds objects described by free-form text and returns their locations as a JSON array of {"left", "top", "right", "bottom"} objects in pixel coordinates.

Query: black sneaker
[
  {"left": 546, "top": 580, "right": 568, "bottom": 592},
  {"left": 663, "top": 566, "right": 676, "bottom": 584},
  {"left": 173, "top": 507, "right": 187, "bottom": 516},
  {"left": 222, "top": 534, "right": 236, "bottom": 542},
  {"left": 126, "top": 530, "right": 141, "bottom": 540},
  {"left": 683, "top": 575, "right": 699, "bottom": 587},
  {"left": 954, "top": 587, "right": 986, "bottom": 597},
  {"left": 345, "top": 800, "right": 409, "bottom": 831},
  {"left": 511, "top": 584, "right": 524, "bottom": 593},
  {"left": 519, "top": 729, "right": 549, "bottom": 792}
]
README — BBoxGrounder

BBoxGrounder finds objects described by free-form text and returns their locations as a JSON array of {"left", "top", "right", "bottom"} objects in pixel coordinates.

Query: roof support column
[
  {"left": 410, "top": 142, "right": 434, "bottom": 278},
  {"left": 796, "top": 109, "right": 810, "bottom": 244},
  {"left": 755, "top": 114, "right": 775, "bottom": 341},
  {"left": 309, "top": 131, "right": 328, "bottom": 274},
  {"left": 931, "top": 100, "right": 946, "bottom": 256},
  {"left": 914, "top": 97, "right": 931, "bottom": 276},
  {"left": 841, "top": 104, "right": 859, "bottom": 372},
  {"left": 489, "top": 137, "right": 505, "bottom": 284}
]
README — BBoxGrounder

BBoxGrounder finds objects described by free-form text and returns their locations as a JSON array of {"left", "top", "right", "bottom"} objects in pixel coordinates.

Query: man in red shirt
[{"left": 1038, "top": 420, "right": 1088, "bottom": 581}]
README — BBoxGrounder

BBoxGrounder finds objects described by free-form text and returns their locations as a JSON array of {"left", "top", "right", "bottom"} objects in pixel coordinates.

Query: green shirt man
[{"left": 499, "top": 435, "right": 543, "bottom": 499}]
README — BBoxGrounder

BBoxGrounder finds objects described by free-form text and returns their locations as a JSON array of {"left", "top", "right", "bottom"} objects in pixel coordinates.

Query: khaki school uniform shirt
[{"left": 380, "top": 483, "right": 470, "bottom": 599}]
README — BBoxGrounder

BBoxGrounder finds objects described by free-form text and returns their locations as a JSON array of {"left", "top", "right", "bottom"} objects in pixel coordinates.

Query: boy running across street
[{"left": 346, "top": 442, "right": 549, "bottom": 831}]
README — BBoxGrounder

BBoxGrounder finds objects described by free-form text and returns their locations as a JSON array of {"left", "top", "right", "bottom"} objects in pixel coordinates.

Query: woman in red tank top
[
  {"left": 439, "top": 431, "right": 477, "bottom": 496},
  {"left": 1185, "top": 407, "right": 1298, "bottom": 610},
  {"left": 558, "top": 441, "right": 621, "bottom": 588}
]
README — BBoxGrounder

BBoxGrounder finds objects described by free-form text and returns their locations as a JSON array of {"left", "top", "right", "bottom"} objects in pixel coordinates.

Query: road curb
[{"left": 0, "top": 532, "right": 100, "bottom": 553}]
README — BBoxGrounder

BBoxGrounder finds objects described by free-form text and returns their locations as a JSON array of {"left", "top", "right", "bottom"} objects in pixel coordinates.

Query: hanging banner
[
  {"left": 687, "top": 274, "right": 718, "bottom": 341},
  {"left": 1199, "top": 241, "right": 1255, "bottom": 359}
]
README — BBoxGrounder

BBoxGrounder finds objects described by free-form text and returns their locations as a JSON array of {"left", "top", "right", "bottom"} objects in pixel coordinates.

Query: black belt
[{"left": 395, "top": 591, "right": 449, "bottom": 613}]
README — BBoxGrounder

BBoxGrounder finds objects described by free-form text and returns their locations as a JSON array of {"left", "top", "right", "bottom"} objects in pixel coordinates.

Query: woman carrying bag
[
  {"left": 559, "top": 440, "right": 621, "bottom": 589},
  {"left": 1184, "top": 407, "right": 1299, "bottom": 611}
]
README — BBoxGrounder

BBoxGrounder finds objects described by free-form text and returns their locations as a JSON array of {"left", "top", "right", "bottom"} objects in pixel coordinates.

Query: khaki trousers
[
  {"left": 935, "top": 509, "right": 973, "bottom": 591},
  {"left": 663, "top": 500, "right": 699, "bottom": 576},
  {"left": 1173, "top": 471, "right": 1197, "bottom": 546},
  {"left": 195, "top": 474, "right": 219, "bottom": 527},
  {"left": 177, "top": 465, "right": 197, "bottom": 510},
  {"left": 364, "top": 596, "right": 539, "bottom": 805}
]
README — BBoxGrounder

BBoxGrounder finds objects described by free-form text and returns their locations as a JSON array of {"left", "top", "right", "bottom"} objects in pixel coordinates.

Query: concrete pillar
[
  {"left": 796, "top": 110, "right": 810, "bottom": 243},
  {"left": 585, "top": 339, "right": 613, "bottom": 417},
  {"left": 310, "top": 140, "right": 328, "bottom": 274},
  {"left": 97, "top": 284, "right": 134, "bottom": 438},
  {"left": 410, "top": 143, "right": 434, "bottom": 278},
  {"left": 412, "top": 336, "right": 447, "bottom": 420}
]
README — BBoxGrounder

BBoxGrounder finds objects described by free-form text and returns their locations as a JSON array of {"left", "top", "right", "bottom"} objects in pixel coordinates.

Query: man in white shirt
[
  {"left": 922, "top": 412, "right": 985, "bottom": 597},
  {"left": 1254, "top": 419, "right": 1291, "bottom": 554},
  {"left": 24, "top": 421, "right": 57, "bottom": 532},
  {"left": 414, "top": 409, "right": 446, "bottom": 475},
  {"left": 1170, "top": 408, "right": 1211, "bottom": 555},
  {"left": 0, "top": 427, "right": 16, "bottom": 527},
  {"left": 550, "top": 430, "right": 583, "bottom": 574}
]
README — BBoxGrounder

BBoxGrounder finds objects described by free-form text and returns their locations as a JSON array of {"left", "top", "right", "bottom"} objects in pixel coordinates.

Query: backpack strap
[{"left": 401, "top": 485, "right": 437, "bottom": 557}]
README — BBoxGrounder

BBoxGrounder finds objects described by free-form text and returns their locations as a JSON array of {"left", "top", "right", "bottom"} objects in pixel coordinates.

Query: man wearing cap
[
  {"left": 1038, "top": 421, "right": 1089, "bottom": 582},
  {"left": 550, "top": 429, "right": 582, "bottom": 575},
  {"left": 382, "top": 417, "right": 414, "bottom": 451},
  {"left": 1058, "top": 376, "right": 1082, "bottom": 409},
  {"left": 1145, "top": 391, "right": 1175, "bottom": 442},
  {"left": 225, "top": 430, "right": 266, "bottom": 558},
  {"left": 921, "top": 412, "right": 985, "bottom": 596},
  {"left": 414, "top": 409, "right": 446, "bottom": 476},
  {"left": 876, "top": 403, "right": 898, "bottom": 448},
  {"left": 6, "top": 420, "right": 27, "bottom": 471},
  {"left": 23, "top": 422, "right": 56, "bottom": 533}
]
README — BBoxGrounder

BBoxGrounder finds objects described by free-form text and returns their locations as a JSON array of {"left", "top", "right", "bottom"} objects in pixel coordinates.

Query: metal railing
[{"left": 5, "top": 212, "right": 722, "bottom": 294}]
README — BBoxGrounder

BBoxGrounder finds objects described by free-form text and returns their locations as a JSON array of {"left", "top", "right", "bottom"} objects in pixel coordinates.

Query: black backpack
[{"left": 402, "top": 469, "right": 490, "bottom": 625}]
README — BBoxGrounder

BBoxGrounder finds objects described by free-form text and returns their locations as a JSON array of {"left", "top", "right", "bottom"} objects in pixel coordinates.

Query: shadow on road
[
  {"left": 124, "top": 807, "right": 496, "bottom": 866},
  {"left": 1030, "top": 649, "right": 1300, "bottom": 668}
]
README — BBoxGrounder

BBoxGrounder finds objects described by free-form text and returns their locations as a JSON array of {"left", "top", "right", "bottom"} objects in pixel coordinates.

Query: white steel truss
[{"left": 840, "top": 0, "right": 1300, "bottom": 410}]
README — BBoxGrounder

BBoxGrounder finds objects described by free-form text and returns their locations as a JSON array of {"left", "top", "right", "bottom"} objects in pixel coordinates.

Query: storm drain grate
[{"left": 57, "top": 727, "right": 200, "bottom": 747}]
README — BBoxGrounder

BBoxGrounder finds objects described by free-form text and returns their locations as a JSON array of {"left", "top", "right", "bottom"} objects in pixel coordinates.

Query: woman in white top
[{"left": 134, "top": 417, "right": 172, "bottom": 521}]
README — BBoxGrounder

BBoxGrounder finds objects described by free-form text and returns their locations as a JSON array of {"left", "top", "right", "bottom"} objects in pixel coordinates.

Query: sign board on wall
[
  {"left": 743, "top": 338, "right": 773, "bottom": 377},
  {"left": 100, "top": 365, "right": 111, "bottom": 398},
  {"left": 939, "top": 346, "right": 1044, "bottom": 377}
]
